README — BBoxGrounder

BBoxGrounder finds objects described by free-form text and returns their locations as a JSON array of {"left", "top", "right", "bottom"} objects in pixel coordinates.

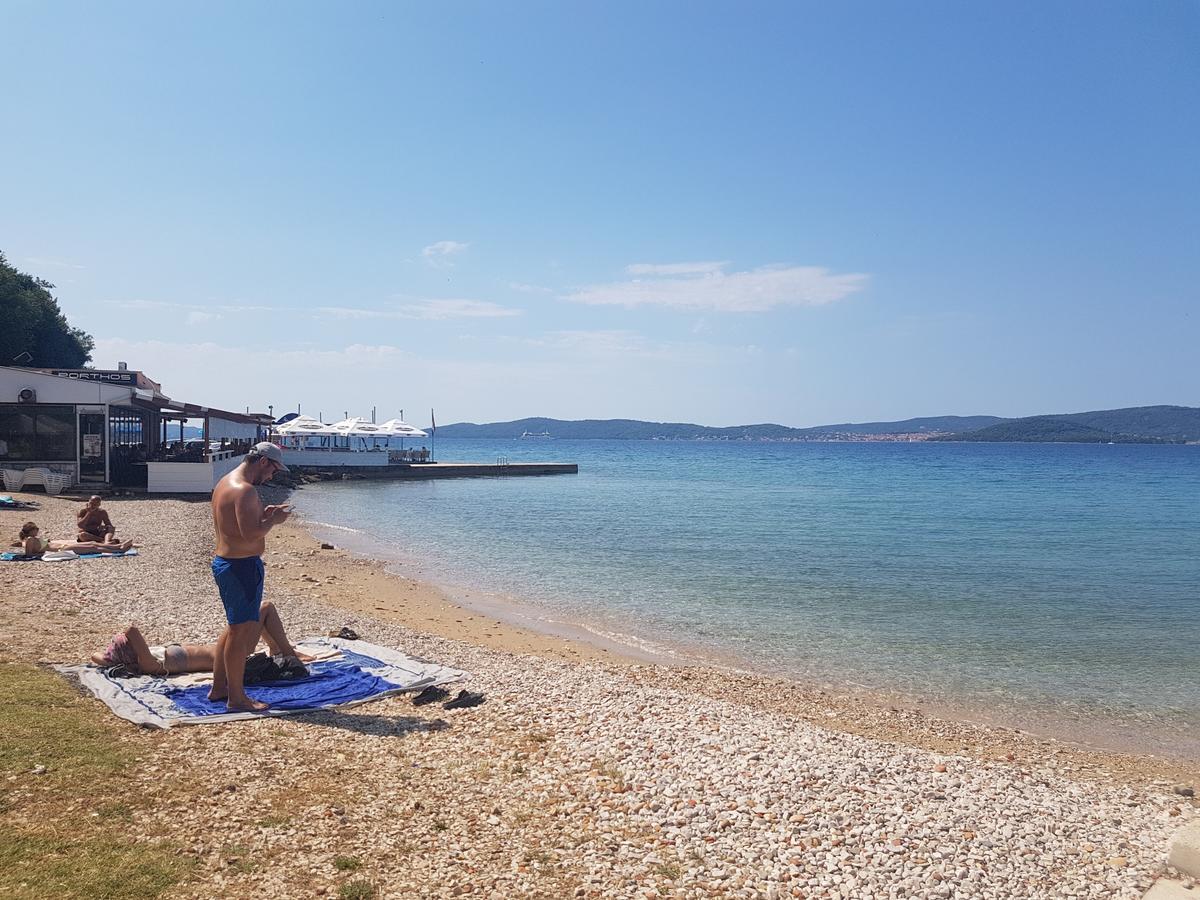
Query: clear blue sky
[{"left": 3, "top": 1, "right": 1196, "bottom": 427}]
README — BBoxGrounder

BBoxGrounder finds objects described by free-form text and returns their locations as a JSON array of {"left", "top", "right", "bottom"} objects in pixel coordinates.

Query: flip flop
[
  {"left": 411, "top": 686, "right": 450, "bottom": 706},
  {"left": 443, "top": 689, "right": 485, "bottom": 710},
  {"left": 327, "top": 627, "right": 360, "bottom": 641}
]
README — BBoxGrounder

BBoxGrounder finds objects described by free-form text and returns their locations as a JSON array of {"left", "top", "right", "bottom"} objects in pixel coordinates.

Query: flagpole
[{"left": 431, "top": 407, "right": 436, "bottom": 462}]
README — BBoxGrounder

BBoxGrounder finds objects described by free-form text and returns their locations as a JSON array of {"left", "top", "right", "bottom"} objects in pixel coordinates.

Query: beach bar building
[{"left": 0, "top": 365, "right": 270, "bottom": 493}]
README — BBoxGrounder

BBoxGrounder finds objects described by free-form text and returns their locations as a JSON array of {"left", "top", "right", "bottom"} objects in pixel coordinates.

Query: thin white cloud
[
  {"left": 109, "top": 298, "right": 285, "bottom": 313},
  {"left": 508, "top": 281, "right": 554, "bottom": 294},
  {"left": 185, "top": 311, "right": 221, "bottom": 326},
  {"left": 566, "top": 262, "right": 868, "bottom": 312},
  {"left": 24, "top": 256, "right": 85, "bottom": 270},
  {"left": 316, "top": 299, "right": 520, "bottom": 321},
  {"left": 422, "top": 240, "right": 469, "bottom": 266},
  {"left": 407, "top": 299, "right": 518, "bottom": 320},
  {"left": 531, "top": 330, "right": 653, "bottom": 355},
  {"left": 488, "top": 329, "right": 732, "bottom": 364},
  {"left": 113, "top": 299, "right": 178, "bottom": 310},
  {"left": 625, "top": 261, "right": 727, "bottom": 276}
]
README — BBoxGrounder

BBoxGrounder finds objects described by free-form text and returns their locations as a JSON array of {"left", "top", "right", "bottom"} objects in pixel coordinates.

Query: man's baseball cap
[{"left": 251, "top": 441, "right": 289, "bottom": 471}]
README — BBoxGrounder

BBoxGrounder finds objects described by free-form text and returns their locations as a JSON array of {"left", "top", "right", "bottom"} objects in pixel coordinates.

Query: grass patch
[
  {"left": 95, "top": 802, "right": 134, "bottom": 823},
  {"left": 256, "top": 813, "right": 292, "bottom": 829},
  {"left": 655, "top": 862, "right": 681, "bottom": 879},
  {"left": 0, "top": 830, "right": 192, "bottom": 900},
  {"left": 220, "top": 844, "right": 256, "bottom": 874},
  {"left": 334, "top": 856, "right": 361, "bottom": 871},
  {"left": 0, "top": 663, "right": 131, "bottom": 784},
  {"left": 339, "top": 880, "right": 376, "bottom": 900},
  {"left": 0, "top": 663, "right": 195, "bottom": 899}
]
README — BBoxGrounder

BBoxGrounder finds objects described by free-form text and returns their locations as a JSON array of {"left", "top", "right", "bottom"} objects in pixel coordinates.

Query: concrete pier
[{"left": 288, "top": 461, "right": 577, "bottom": 481}]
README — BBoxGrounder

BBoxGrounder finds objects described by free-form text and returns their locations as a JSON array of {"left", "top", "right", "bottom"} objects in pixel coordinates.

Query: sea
[{"left": 291, "top": 439, "right": 1200, "bottom": 758}]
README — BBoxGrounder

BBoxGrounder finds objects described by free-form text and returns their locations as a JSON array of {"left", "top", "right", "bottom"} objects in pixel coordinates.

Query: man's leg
[{"left": 223, "top": 620, "right": 268, "bottom": 712}]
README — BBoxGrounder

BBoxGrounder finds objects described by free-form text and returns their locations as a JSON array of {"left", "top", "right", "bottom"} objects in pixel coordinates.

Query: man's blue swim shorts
[{"left": 212, "top": 555, "right": 265, "bottom": 626}]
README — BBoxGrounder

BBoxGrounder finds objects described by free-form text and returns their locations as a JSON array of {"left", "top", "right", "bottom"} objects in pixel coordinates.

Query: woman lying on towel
[
  {"left": 92, "top": 601, "right": 313, "bottom": 676},
  {"left": 14, "top": 521, "right": 134, "bottom": 557}
]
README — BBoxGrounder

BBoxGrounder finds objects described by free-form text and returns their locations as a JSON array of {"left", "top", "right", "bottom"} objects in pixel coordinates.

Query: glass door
[{"left": 78, "top": 411, "right": 107, "bottom": 482}]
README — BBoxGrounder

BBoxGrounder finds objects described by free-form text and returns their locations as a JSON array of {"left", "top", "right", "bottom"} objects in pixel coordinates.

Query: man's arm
[
  {"left": 231, "top": 485, "right": 285, "bottom": 539},
  {"left": 99, "top": 510, "right": 114, "bottom": 531},
  {"left": 77, "top": 508, "right": 88, "bottom": 521}
]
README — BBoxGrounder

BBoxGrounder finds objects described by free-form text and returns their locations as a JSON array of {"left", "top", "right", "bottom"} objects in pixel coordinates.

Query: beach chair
[
  {"left": 2, "top": 469, "right": 25, "bottom": 492},
  {"left": 42, "top": 470, "right": 69, "bottom": 495},
  {"left": 9, "top": 468, "right": 69, "bottom": 495}
]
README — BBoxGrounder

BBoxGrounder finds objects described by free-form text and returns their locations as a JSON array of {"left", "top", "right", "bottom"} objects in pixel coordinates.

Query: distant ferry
[{"left": 520, "top": 431, "right": 552, "bottom": 438}]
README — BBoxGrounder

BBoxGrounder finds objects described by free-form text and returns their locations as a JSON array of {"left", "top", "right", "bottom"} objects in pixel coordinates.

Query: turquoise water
[{"left": 293, "top": 440, "right": 1200, "bottom": 755}]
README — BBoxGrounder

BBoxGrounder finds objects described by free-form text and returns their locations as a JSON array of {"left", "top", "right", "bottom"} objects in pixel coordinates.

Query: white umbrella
[
  {"left": 325, "top": 416, "right": 398, "bottom": 451},
  {"left": 275, "top": 415, "right": 335, "bottom": 435},
  {"left": 379, "top": 418, "right": 428, "bottom": 438}
]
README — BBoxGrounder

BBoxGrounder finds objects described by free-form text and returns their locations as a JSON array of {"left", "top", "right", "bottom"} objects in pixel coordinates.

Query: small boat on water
[{"left": 520, "top": 431, "right": 552, "bottom": 438}]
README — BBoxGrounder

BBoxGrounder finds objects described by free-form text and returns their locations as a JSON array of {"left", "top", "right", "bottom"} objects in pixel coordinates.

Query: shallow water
[{"left": 293, "top": 439, "right": 1200, "bottom": 756}]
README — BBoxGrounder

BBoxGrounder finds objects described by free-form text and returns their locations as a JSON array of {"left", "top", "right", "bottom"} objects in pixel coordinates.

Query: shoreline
[
  {"left": 275, "top": 510, "right": 1200, "bottom": 788},
  {"left": 2, "top": 491, "right": 1196, "bottom": 898},
  {"left": 290, "top": 500, "right": 1199, "bottom": 772}
]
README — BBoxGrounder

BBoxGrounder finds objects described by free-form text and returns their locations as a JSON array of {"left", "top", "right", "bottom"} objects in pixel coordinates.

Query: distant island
[{"left": 437, "top": 405, "right": 1200, "bottom": 444}]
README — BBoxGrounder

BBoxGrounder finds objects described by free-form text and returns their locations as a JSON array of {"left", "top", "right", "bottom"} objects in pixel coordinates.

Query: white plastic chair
[
  {"left": 42, "top": 471, "right": 68, "bottom": 495},
  {"left": 2, "top": 470, "right": 25, "bottom": 492}
]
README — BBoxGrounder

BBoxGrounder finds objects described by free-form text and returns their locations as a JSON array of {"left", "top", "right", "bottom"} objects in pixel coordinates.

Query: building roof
[{"left": 0, "top": 366, "right": 264, "bottom": 424}]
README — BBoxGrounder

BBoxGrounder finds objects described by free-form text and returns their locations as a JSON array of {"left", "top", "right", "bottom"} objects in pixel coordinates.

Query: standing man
[{"left": 209, "top": 442, "right": 291, "bottom": 711}]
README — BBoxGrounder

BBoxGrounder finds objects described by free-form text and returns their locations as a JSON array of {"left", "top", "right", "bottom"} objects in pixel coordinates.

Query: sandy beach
[{"left": 1, "top": 491, "right": 1196, "bottom": 899}]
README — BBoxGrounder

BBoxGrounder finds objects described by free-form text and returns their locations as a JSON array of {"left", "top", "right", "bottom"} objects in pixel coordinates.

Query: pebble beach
[{"left": 1, "top": 492, "right": 1196, "bottom": 899}]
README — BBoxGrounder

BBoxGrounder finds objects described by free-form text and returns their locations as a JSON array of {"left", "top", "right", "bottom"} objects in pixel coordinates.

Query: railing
[{"left": 388, "top": 449, "right": 433, "bottom": 464}]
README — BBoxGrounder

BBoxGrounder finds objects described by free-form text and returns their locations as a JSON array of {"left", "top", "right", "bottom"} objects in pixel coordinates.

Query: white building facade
[{"left": 0, "top": 366, "right": 269, "bottom": 493}]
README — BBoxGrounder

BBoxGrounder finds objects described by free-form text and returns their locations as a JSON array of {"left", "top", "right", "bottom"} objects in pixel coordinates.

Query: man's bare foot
[
  {"left": 227, "top": 697, "right": 269, "bottom": 713},
  {"left": 208, "top": 689, "right": 228, "bottom": 702},
  {"left": 295, "top": 651, "right": 316, "bottom": 663},
  {"left": 118, "top": 540, "right": 134, "bottom": 552}
]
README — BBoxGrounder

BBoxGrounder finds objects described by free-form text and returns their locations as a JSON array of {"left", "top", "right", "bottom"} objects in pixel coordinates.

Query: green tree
[{"left": 0, "top": 252, "right": 94, "bottom": 368}]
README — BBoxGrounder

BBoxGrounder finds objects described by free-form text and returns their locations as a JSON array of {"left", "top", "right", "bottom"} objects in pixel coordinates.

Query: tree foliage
[{"left": 0, "top": 252, "right": 94, "bottom": 368}]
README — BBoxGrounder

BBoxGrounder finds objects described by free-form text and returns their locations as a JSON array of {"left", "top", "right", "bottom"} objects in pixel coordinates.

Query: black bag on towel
[{"left": 243, "top": 653, "right": 309, "bottom": 684}]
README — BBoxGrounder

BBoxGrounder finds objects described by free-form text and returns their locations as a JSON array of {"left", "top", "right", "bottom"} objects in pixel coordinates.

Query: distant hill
[
  {"left": 436, "top": 415, "right": 1004, "bottom": 441},
  {"left": 436, "top": 407, "right": 1199, "bottom": 442},
  {"left": 792, "top": 415, "right": 1005, "bottom": 437},
  {"left": 932, "top": 405, "right": 1200, "bottom": 443}
]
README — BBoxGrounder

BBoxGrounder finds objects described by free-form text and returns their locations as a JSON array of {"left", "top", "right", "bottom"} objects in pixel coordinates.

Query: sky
[{"left": 2, "top": 0, "right": 1197, "bottom": 428}]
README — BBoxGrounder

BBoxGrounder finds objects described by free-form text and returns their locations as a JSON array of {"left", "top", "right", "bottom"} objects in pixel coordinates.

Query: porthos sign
[
  {"left": 46, "top": 369, "right": 161, "bottom": 391},
  {"left": 50, "top": 369, "right": 138, "bottom": 385}
]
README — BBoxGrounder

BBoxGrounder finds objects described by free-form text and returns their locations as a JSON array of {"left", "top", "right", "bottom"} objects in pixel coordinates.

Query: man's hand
[{"left": 264, "top": 504, "right": 293, "bottom": 524}]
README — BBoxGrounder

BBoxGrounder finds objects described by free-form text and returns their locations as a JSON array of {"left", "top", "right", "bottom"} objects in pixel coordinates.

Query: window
[{"left": 0, "top": 405, "right": 77, "bottom": 461}]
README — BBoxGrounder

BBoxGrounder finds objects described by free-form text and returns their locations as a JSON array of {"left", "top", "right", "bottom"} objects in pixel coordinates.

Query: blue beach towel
[
  {"left": 57, "top": 637, "right": 467, "bottom": 728},
  {"left": 1, "top": 549, "right": 138, "bottom": 562},
  {"left": 170, "top": 650, "right": 404, "bottom": 716}
]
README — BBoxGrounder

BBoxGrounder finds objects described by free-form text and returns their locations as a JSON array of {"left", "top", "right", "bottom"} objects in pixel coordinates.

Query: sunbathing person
[
  {"left": 14, "top": 521, "right": 134, "bottom": 557},
  {"left": 91, "top": 601, "right": 313, "bottom": 675},
  {"left": 77, "top": 495, "right": 120, "bottom": 544}
]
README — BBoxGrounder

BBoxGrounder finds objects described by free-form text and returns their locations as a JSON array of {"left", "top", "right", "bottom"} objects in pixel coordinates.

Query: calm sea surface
[{"left": 292, "top": 439, "right": 1200, "bottom": 756}]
